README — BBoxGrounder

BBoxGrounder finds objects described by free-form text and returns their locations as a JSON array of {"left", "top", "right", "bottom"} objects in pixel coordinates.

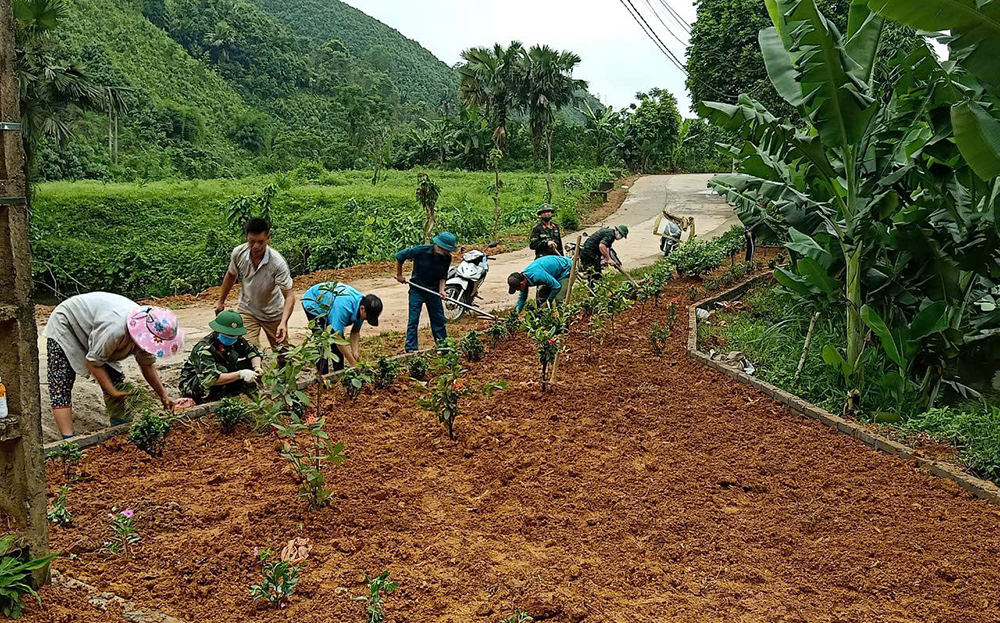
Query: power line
[
  {"left": 641, "top": 0, "right": 688, "bottom": 47},
  {"left": 623, "top": 0, "right": 689, "bottom": 73},
  {"left": 657, "top": 0, "right": 691, "bottom": 34}
]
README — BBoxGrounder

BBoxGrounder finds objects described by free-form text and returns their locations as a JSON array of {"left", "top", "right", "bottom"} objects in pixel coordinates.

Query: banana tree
[{"left": 867, "top": 0, "right": 1000, "bottom": 182}]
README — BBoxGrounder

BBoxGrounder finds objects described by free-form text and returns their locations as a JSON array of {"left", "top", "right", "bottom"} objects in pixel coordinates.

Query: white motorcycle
[{"left": 443, "top": 244, "right": 496, "bottom": 321}]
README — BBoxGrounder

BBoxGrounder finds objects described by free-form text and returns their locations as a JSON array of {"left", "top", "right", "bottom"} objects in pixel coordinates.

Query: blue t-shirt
[
  {"left": 396, "top": 244, "right": 452, "bottom": 290},
  {"left": 517, "top": 255, "right": 574, "bottom": 311},
  {"left": 302, "top": 282, "right": 364, "bottom": 336}
]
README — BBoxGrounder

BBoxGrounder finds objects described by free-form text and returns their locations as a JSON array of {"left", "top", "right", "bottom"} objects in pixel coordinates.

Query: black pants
[
  {"left": 580, "top": 252, "right": 603, "bottom": 283},
  {"left": 745, "top": 236, "right": 756, "bottom": 262},
  {"left": 303, "top": 308, "right": 345, "bottom": 375}
]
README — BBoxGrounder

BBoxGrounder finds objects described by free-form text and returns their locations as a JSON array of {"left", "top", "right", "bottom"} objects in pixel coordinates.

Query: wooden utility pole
[{"left": 0, "top": 0, "right": 50, "bottom": 585}]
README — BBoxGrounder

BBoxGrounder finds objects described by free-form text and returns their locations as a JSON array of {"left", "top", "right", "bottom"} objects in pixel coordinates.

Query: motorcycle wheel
[{"left": 443, "top": 284, "right": 465, "bottom": 321}]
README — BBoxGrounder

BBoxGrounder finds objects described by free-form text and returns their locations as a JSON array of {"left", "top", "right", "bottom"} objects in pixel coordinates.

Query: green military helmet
[
  {"left": 616, "top": 224, "right": 629, "bottom": 238},
  {"left": 209, "top": 309, "right": 248, "bottom": 336}
]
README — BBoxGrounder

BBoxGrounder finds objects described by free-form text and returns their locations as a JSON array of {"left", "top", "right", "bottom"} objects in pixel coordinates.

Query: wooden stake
[
  {"left": 795, "top": 311, "right": 820, "bottom": 384},
  {"left": 549, "top": 235, "right": 582, "bottom": 388}
]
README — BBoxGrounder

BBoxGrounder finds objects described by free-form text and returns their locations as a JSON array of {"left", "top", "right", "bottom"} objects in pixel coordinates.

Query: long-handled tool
[{"left": 407, "top": 281, "right": 498, "bottom": 321}]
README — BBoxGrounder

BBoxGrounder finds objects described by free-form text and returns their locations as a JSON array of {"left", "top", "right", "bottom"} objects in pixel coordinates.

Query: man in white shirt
[{"left": 214, "top": 218, "right": 296, "bottom": 348}]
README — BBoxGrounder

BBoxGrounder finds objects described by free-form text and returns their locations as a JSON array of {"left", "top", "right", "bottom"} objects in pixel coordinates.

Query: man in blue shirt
[
  {"left": 507, "top": 255, "right": 574, "bottom": 312},
  {"left": 395, "top": 232, "right": 458, "bottom": 352},
  {"left": 301, "top": 281, "right": 383, "bottom": 373}
]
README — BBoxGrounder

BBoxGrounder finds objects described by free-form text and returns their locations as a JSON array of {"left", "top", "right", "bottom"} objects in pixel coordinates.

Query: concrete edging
[
  {"left": 687, "top": 274, "right": 1000, "bottom": 506},
  {"left": 44, "top": 349, "right": 431, "bottom": 456}
]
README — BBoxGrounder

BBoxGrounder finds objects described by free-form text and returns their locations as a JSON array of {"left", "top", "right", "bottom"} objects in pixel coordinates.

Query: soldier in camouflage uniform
[
  {"left": 179, "top": 310, "right": 262, "bottom": 404},
  {"left": 528, "top": 205, "right": 564, "bottom": 258}
]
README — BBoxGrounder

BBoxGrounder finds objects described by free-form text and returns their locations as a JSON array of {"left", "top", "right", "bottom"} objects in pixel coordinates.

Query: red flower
[
  {"left": 453, "top": 380, "right": 464, "bottom": 391},
  {"left": 548, "top": 337, "right": 556, "bottom": 345}
]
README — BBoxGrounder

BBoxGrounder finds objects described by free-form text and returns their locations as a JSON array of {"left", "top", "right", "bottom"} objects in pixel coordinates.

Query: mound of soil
[{"left": 26, "top": 275, "right": 1000, "bottom": 622}]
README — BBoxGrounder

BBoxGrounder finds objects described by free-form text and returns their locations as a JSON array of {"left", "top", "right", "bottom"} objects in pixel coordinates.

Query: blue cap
[{"left": 432, "top": 232, "right": 458, "bottom": 252}]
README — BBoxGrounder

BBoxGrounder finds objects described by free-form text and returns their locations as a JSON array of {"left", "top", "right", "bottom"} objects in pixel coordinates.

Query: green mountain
[
  {"left": 249, "top": 0, "right": 458, "bottom": 109},
  {"left": 34, "top": 0, "right": 458, "bottom": 181}
]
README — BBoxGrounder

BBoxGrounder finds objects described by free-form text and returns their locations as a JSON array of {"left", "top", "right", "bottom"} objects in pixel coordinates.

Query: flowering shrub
[
  {"left": 273, "top": 415, "right": 346, "bottom": 510},
  {"left": 250, "top": 547, "right": 304, "bottom": 608},
  {"left": 47, "top": 485, "right": 72, "bottom": 526},
  {"left": 523, "top": 305, "right": 569, "bottom": 392},
  {"left": 417, "top": 338, "right": 506, "bottom": 439},
  {"left": 103, "top": 508, "right": 140, "bottom": 556}
]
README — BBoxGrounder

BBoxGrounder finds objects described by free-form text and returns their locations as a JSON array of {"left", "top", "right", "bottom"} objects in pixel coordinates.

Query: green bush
[
  {"left": 406, "top": 355, "right": 429, "bottom": 381},
  {"left": 373, "top": 357, "right": 399, "bottom": 390},
  {"left": 903, "top": 407, "right": 1000, "bottom": 482},
  {"left": 0, "top": 534, "right": 58, "bottom": 618},
  {"left": 460, "top": 330, "right": 486, "bottom": 362},
  {"left": 667, "top": 238, "right": 726, "bottom": 278},
  {"left": 215, "top": 397, "right": 249, "bottom": 434},
  {"left": 128, "top": 410, "right": 172, "bottom": 456},
  {"left": 341, "top": 363, "right": 374, "bottom": 399}
]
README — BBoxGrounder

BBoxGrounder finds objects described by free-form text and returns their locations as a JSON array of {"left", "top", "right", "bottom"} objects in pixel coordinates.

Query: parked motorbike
[
  {"left": 657, "top": 218, "right": 684, "bottom": 257},
  {"left": 443, "top": 243, "right": 497, "bottom": 321}
]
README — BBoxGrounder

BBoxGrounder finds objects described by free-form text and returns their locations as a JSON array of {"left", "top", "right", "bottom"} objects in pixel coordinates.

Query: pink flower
[
  {"left": 122, "top": 509, "right": 134, "bottom": 518},
  {"left": 253, "top": 547, "right": 259, "bottom": 557}
]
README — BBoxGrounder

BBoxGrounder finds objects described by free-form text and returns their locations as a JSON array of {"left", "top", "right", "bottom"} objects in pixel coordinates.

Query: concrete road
[{"left": 38, "top": 174, "right": 736, "bottom": 442}]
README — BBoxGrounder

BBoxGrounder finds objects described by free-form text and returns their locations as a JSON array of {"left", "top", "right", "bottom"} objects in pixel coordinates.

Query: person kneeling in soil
[
  {"left": 301, "top": 281, "right": 383, "bottom": 373},
  {"left": 508, "top": 255, "right": 574, "bottom": 313},
  {"left": 179, "top": 310, "right": 263, "bottom": 404},
  {"left": 44, "top": 293, "right": 184, "bottom": 438},
  {"left": 580, "top": 224, "right": 628, "bottom": 282}
]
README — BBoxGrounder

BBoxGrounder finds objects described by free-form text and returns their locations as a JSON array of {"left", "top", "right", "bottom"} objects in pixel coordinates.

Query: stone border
[
  {"left": 44, "top": 349, "right": 430, "bottom": 456},
  {"left": 687, "top": 275, "right": 1000, "bottom": 506}
]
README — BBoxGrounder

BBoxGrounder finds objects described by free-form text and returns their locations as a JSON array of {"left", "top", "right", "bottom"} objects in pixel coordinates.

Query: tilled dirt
[{"left": 25, "top": 276, "right": 1000, "bottom": 623}]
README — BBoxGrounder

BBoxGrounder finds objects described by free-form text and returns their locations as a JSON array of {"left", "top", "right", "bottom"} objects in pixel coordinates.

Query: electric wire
[
  {"left": 657, "top": 0, "right": 691, "bottom": 34},
  {"left": 641, "top": 0, "right": 688, "bottom": 47}
]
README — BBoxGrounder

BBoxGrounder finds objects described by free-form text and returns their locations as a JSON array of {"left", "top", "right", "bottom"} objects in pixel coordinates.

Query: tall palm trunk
[{"left": 545, "top": 130, "right": 553, "bottom": 203}]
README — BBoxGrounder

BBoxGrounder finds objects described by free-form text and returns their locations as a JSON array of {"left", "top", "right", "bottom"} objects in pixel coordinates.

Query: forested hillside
[{"left": 249, "top": 0, "right": 457, "bottom": 109}]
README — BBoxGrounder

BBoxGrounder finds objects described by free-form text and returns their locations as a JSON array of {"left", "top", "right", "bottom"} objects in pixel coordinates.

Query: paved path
[{"left": 38, "top": 174, "right": 737, "bottom": 442}]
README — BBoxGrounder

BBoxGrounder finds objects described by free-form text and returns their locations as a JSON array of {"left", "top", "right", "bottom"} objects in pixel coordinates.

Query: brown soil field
[{"left": 24, "top": 272, "right": 1000, "bottom": 623}]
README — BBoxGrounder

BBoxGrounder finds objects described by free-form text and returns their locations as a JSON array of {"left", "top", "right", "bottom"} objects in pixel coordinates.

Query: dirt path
[
  {"left": 37, "top": 174, "right": 737, "bottom": 442},
  {"left": 27, "top": 271, "right": 1000, "bottom": 623}
]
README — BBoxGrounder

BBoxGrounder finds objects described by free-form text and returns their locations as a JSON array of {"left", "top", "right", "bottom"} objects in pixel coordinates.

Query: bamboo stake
[
  {"left": 549, "top": 235, "right": 581, "bottom": 388},
  {"left": 794, "top": 311, "right": 821, "bottom": 384}
]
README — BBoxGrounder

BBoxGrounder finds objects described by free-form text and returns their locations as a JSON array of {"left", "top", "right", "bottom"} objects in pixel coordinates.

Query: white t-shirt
[
  {"left": 227, "top": 244, "right": 293, "bottom": 322},
  {"left": 44, "top": 292, "right": 156, "bottom": 377}
]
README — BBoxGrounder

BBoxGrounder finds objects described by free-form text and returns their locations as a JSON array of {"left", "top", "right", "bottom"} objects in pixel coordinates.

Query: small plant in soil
[
  {"left": 49, "top": 441, "right": 83, "bottom": 481},
  {"left": 406, "top": 355, "right": 429, "bottom": 381},
  {"left": 258, "top": 339, "right": 319, "bottom": 419},
  {"left": 215, "top": 397, "right": 250, "bottom": 434},
  {"left": 128, "top": 410, "right": 171, "bottom": 456},
  {"left": 688, "top": 286, "right": 699, "bottom": 301},
  {"left": 503, "top": 612, "right": 533, "bottom": 623},
  {"left": 341, "top": 363, "right": 375, "bottom": 398},
  {"left": 104, "top": 380, "right": 159, "bottom": 423},
  {"left": 417, "top": 338, "right": 506, "bottom": 440},
  {"left": 636, "top": 277, "right": 661, "bottom": 315},
  {"left": 665, "top": 298, "right": 679, "bottom": 329},
  {"left": 503, "top": 308, "right": 521, "bottom": 336},
  {"left": 460, "top": 330, "right": 486, "bottom": 362},
  {"left": 485, "top": 321, "right": 509, "bottom": 346},
  {"left": 0, "top": 534, "right": 58, "bottom": 619},
  {"left": 102, "top": 508, "right": 140, "bottom": 556},
  {"left": 273, "top": 415, "right": 346, "bottom": 510},
  {"left": 354, "top": 570, "right": 398, "bottom": 623},
  {"left": 523, "top": 305, "right": 568, "bottom": 392},
  {"left": 47, "top": 485, "right": 73, "bottom": 526},
  {"left": 250, "top": 547, "right": 304, "bottom": 609},
  {"left": 373, "top": 357, "right": 399, "bottom": 390},
  {"left": 650, "top": 322, "right": 671, "bottom": 356}
]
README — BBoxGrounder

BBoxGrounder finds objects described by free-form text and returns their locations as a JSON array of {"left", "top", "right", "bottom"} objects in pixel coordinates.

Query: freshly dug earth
[{"left": 27, "top": 276, "right": 1000, "bottom": 623}]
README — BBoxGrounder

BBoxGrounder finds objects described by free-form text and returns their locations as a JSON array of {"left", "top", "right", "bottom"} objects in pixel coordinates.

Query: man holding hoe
[
  {"left": 301, "top": 281, "right": 383, "bottom": 373},
  {"left": 580, "top": 224, "right": 629, "bottom": 281},
  {"left": 179, "top": 310, "right": 262, "bottom": 404},
  {"left": 395, "top": 232, "right": 458, "bottom": 352},
  {"left": 215, "top": 218, "right": 296, "bottom": 349},
  {"left": 507, "top": 255, "right": 574, "bottom": 313}
]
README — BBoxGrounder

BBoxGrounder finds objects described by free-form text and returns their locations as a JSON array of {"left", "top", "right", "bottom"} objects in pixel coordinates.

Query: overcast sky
[{"left": 341, "top": 0, "right": 700, "bottom": 113}]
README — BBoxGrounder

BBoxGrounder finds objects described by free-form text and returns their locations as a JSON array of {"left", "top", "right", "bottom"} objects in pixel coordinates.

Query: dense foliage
[
  {"left": 32, "top": 167, "right": 612, "bottom": 299},
  {"left": 701, "top": 0, "right": 1000, "bottom": 419}
]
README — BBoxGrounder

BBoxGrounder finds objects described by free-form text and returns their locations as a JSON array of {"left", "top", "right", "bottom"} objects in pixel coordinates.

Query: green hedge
[{"left": 32, "top": 168, "right": 612, "bottom": 299}]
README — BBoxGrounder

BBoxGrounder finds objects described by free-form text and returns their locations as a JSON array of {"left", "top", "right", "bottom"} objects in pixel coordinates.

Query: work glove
[{"left": 238, "top": 369, "right": 258, "bottom": 383}]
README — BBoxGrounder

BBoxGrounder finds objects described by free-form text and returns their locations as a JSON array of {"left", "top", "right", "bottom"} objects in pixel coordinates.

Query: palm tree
[
  {"left": 523, "top": 45, "right": 587, "bottom": 202},
  {"left": 14, "top": 0, "right": 101, "bottom": 180},
  {"left": 458, "top": 42, "right": 526, "bottom": 237},
  {"left": 205, "top": 20, "right": 236, "bottom": 64},
  {"left": 581, "top": 99, "right": 614, "bottom": 166}
]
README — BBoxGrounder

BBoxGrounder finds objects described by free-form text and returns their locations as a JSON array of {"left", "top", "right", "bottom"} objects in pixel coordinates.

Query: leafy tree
[
  {"left": 611, "top": 89, "right": 682, "bottom": 173},
  {"left": 523, "top": 45, "right": 587, "bottom": 201},
  {"left": 581, "top": 100, "right": 614, "bottom": 166}
]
